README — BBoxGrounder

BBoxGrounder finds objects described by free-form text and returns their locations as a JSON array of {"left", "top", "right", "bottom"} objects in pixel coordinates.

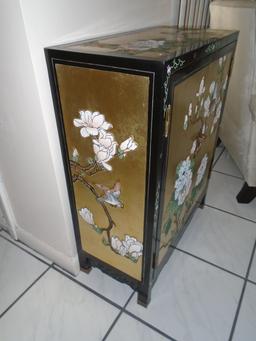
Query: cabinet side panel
[
  {"left": 158, "top": 53, "right": 232, "bottom": 264},
  {"left": 55, "top": 64, "right": 149, "bottom": 281}
]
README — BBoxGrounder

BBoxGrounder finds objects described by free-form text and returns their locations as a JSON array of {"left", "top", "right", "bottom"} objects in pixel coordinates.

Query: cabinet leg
[
  {"left": 199, "top": 195, "right": 206, "bottom": 209},
  {"left": 137, "top": 290, "right": 151, "bottom": 307},
  {"left": 81, "top": 258, "right": 92, "bottom": 274},
  {"left": 237, "top": 182, "right": 256, "bottom": 204}
]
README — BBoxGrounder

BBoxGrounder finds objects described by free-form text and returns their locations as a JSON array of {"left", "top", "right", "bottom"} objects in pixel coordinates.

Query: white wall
[{"left": 0, "top": 0, "right": 179, "bottom": 274}]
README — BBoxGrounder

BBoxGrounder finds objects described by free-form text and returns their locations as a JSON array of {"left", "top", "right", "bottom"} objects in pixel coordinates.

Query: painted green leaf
[{"left": 163, "top": 218, "right": 172, "bottom": 235}]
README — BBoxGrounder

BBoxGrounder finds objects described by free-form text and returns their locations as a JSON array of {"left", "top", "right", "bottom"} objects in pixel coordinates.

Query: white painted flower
[
  {"left": 223, "top": 75, "right": 228, "bottom": 91},
  {"left": 111, "top": 236, "right": 127, "bottom": 256},
  {"left": 127, "top": 39, "right": 165, "bottom": 51},
  {"left": 72, "top": 148, "right": 79, "bottom": 162},
  {"left": 167, "top": 65, "right": 172, "bottom": 76},
  {"left": 195, "top": 105, "right": 198, "bottom": 115},
  {"left": 213, "top": 101, "right": 222, "bottom": 125},
  {"left": 123, "top": 235, "right": 143, "bottom": 260},
  {"left": 209, "top": 81, "right": 216, "bottom": 95},
  {"left": 119, "top": 136, "right": 138, "bottom": 156},
  {"left": 202, "top": 123, "right": 206, "bottom": 134},
  {"left": 213, "top": 84, "right": 218, "bottom": 100},
  {"left": 73, "top": 110, "right": 112, "bottom": 138},
  {"left": 219, "top": 57, "right": 224, "bottom": 67},
  {"left": 79, "top": 208, "right": 94, "bottom": 225},
  {"left": 174, "top": 157, "right": 193, "bottom": 206},
  {"left": 188, "top": 103, "right": 193, "bottom": 116},
  {"left": 210, "top": 125, "right": 214, "bottom": 135},
  {"left": 184, "top": 114, "right": 189, "bottom": 130},
  {"left": 190, "top": 140, "right": 197, "bottom": 154},
  {"left": 203, "top": 96, "right": 211, "bottom": 117},
  {"left": 195, "top": 154, "right": 208, "bottom": 186},
  {"left": 196, "top": 76, "right": 206, "bottom": 97},
  {"left": 93, "top": 131, "right": 117, "bottom": 171}
]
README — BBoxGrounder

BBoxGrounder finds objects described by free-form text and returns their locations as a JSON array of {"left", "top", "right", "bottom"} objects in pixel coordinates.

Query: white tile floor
[{"left": 0, "top": 147, "right": 256, "bottom": 341}]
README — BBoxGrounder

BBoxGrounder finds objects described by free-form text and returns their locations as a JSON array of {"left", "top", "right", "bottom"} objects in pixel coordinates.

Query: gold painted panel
[
  {"left": 158, "top": 53, "right": 232, "bottom": 265},
  {"left": 55, "top": 64, "right": 149, "bottom": 281}
]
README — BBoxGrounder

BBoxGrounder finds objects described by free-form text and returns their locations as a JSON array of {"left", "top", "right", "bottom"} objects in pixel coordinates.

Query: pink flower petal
[
  {"left": 92, "top": 112, "right": 105, "bottom": 128},
  {"left": 101, "top": 162, "right": 112, "bottom": 171},
  {"left": 97, "top": 150, "right": 108, "bottom": 162},
  {"left": 101, "top": 121, "right": 113, "bottom": 130},
  {"left": 73, "top": 119, "right": 84, "bottom": 127},
  {"left": 86, "top": 127, "right": 99, "bottom": 136},
  {"left": 80, "top": 127, "right": 89, "bottom": 138},
  {"left": 80, "top": 110, "right": 92, "bottom": 124}
]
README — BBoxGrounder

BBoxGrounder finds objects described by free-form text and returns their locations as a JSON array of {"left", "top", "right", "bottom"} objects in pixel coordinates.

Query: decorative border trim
[
  {"left": 205, "top": 43, "right": 216, "bottom": 54},
  {"left": 164, "top": 58, "right": 186, "bottom": 113}
]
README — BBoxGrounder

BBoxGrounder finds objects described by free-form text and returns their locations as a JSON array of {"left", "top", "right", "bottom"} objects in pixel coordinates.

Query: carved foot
[
  {"left": 81, "top": 266, "right": 92, "bottom": 274},
  {"left": 137, "top": 291, "right": 151, "bottom": 307},
  {"left": 199, "top": 195, "right": 206, "bottom": 209},
  {"left": 236, "top": 182, "right": 256, "bottom": 204},
  {"left": 81, "top": 258, "right": 92, "bottom": 274}
]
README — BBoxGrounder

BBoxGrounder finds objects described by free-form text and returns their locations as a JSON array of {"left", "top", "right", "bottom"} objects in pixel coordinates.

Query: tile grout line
[
  {"left": 170, "top": 245, "right": 245, "bottom": 280},
  {"left": 228, "top": 239, "right": 256, "bottom": 341},
  {"left": 212, "top": 169, "right": 243, "bottom": 180},
  {"left": 123, "top": 309, "right": 179, "bottom": 341},
  {"left": 0, "top": 233, "right": 51, "bottom": 266},
  {"left": 205, "top": 204, "right": 256, "bottom": 224},
  {"left": 247, "top": 278, "right": 256, "bottom": 286},
  {"left": 52, "top": 264, "right": 123, "bottom": 310},
  {"left": 102, "top": 291, "right": 135, "bottom": 341},
  {"left": 0, "top": 265, "right": 52, "bottom": 319},
  {"left": 212, "top": 146, "right": 225, "bottom": 168}
]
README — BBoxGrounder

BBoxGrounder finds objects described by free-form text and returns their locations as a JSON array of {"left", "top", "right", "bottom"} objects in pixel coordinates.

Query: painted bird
[{"left": 96, "top": 182, "right": 124, "bottom": 208}]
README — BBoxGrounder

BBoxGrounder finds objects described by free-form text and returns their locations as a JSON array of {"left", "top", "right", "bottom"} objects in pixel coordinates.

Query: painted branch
[{"left": 71, "top": 160, "right": 116, "bottom": 251}]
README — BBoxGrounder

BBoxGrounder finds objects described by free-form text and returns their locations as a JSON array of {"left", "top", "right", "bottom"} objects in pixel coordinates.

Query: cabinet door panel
[
  {"left": 158, "top": 53, "right": 232, "bottom": 265},
  {"left": 55, "top": 64, "right": 150, "bottom": 281}
]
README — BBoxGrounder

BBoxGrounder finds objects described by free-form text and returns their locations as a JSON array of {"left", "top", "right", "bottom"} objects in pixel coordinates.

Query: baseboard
[{"left": 16, "top": 226, "right": 80, "bottom": 276}]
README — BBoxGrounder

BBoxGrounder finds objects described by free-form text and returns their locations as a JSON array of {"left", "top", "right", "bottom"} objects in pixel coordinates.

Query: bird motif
[{"left": 96, "top": 182, "right": 124, "bottom": 208}]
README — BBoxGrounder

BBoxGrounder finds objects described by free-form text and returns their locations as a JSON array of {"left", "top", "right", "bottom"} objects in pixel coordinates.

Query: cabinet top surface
[{"left": 50, "top": 26, "right": 238, "bottom": 62}]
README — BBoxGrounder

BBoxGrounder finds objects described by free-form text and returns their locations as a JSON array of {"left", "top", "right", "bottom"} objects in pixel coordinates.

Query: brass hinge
[{"left": 164, "top": 104, "right": 171, "bottom": 138}]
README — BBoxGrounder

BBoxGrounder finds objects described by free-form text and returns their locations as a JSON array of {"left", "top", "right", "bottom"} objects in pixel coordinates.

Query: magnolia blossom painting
[
  {"left": 162, "top": 54, "right": 229, "bottom": 242},
  {"left": 72, "top": 109, "right": 143, "bottom": 263}
]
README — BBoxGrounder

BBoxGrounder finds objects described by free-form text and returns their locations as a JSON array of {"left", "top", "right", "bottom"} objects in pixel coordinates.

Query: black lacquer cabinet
[{"left": 45, "top": 26, "right": 238, "bottom": 306}]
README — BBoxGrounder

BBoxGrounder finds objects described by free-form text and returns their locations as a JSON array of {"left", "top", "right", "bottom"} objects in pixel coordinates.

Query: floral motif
[
  {"left": 203, "top": 96, "right": 211, "bottom": 117},
  {"left": 111, "top": 235, "right": 143, "bottom": 261},
  {"left": 72, "top": 108, "right": 141, "bottom": 262},
  {"left": 213, "top": 101, "right": 222, "bottom": 126},
  {"left": 184, "top": 115, "right": 188, "bottom": 130},
  {"left": 223, "top": 75, "right": 228, "bottom": 91},
  {"left": 72, "top": 148, "right": 79, "bottom": 162},
  {"left": 209, "top": 81, "right": 216, "bottom": 95},
  {"left": 196, "top": 76, "right": 206, "bottom": 97},
  {"left": 111, "top": 236, "right": 127, "bottom": 256},
  {"left": 119, "top": 136, "right": 138, "bottom": 157},
  {"left": 126, "top": 39, "right": 165, "bottom": 51},
  {"left": 73, "top": 110, "right": 112, "bottom": 138},
  {"left": 188, "top": 103, "right": 193, "bottom": 116},
  {"left": 79, "top": 208, "right": 94, "bottom": 225},
  {"left": 174, "top": 157, "right": 193, "bottom": 206},
  {"left": 195, "top": 154, "right": 208, "bottom": 186},
  {"left": 93, "top": 131, "right": 117, "bottom": 171},
  {"left": 190, "top": 140, "right": 197, "bottom": 154}
]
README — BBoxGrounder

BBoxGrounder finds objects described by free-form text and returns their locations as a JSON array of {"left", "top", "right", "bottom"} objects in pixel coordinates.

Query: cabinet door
[
  {"left": 158, "top": 53, "right": 232, "bottom": 265},
  {"left": 55, "top": 64, "right": 150, "bottom": 281}
]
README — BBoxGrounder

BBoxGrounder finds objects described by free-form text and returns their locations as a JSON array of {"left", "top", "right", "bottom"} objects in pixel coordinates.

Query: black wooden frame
[{"left": 45, "top": 29, "right": 238, "bottom": 307}]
